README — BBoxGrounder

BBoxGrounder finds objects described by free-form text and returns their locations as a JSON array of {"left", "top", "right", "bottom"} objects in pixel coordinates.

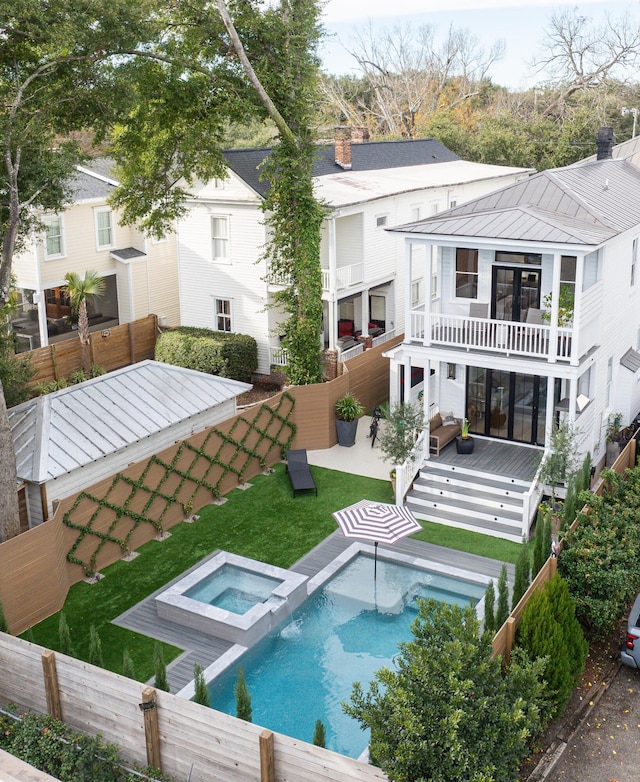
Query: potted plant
[
  {"left": 456, "top": 417, "right": 474, "bottom": 454},
  {"left": 605, "top": 412, "right": 630, "bottom": 466},
  {"left": 335, "top": 392, "right": 364, "bottom": 447}
]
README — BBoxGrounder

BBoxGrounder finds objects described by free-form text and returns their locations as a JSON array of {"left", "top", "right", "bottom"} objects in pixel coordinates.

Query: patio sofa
[{"left": 429, "top": 413, "right": 462, "bottom": 456}]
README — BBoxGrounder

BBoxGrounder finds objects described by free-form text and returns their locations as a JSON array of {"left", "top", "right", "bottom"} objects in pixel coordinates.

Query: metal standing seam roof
[
  {"left": 8, "top": 360, "right": 251, "bottom": 484},
  {"left": 621, "top": 348, "right": 640, "bottom": 373},
  {"left": 389, "top": 157, "right": 640, "bottom": 246}
]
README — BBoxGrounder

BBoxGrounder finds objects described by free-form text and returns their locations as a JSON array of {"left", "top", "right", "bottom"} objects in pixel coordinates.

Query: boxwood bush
[{"left": 155, "top": 327, "right": 257, "bottom": 383}]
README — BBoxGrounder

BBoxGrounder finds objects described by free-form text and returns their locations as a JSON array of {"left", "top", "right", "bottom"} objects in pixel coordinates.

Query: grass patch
[{"left": 22, "top": 463, "right": 519, "bottom": 682}]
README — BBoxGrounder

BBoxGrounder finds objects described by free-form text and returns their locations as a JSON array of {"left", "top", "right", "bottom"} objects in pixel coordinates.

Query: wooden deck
[
  {"left": 114, "top": 533, "right": 511, "bottom": 693},
  {"left": 432, "top": 436, "right": 542, "bottom": 482}
]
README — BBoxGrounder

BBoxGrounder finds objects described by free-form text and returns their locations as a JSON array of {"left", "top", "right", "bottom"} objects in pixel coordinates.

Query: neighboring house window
[
  {"left": 376, "top": 215, "right": 388, "bottom": 228},
  {"left": 211, "top": 216, "right": 230, "bottom": 262},
  {"left": 430, "top": 202, "right": 440, "bottom": 215},
  {"left": 214, "top": 298, "right": 232, "bottom": 332},
  {"left": 432, "top": 262, "right": 439, "bottom": 300},
  {"left": 43, "top": 214, "right": 64, "bottom": 258},
  {"left": 577, "top": 366, "right": 592, "bottom": 410},
  {"left": 632, "top": 238, "right": 638, "bottom": 287},
  {"left": 95, "top": 208, "right": 113, "bottom": 249},
  {"left": 606, "top": 357, "right": 613, "bottom": 407},
  {"left": 411, "top": 279, "right": 421, "bottom": 308},
  {"left": 455, "top": 248, "right": 478, "bottom": 299},
  {"left": 449, "top": 199, "right": 458, "bottom": 208},
  {"left": 411, "top": 206, "right": 421, "bottom": 222}
]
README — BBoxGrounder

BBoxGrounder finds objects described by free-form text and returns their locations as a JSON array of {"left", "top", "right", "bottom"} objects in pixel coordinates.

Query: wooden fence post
[
  {"left": 140, "top": 686, "right": 162, "bottom": 772},
  {"left": 259, "top": 729, "right": 275, "bottom": 782},
  {"left": 129, "top": 321, "right": 136, "bottom": 364},
  {"left": 41, "top": 650, "right": 62, "bottom": 720}
]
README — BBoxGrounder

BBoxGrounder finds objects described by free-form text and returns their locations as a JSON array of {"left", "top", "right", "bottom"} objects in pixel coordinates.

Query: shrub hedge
[{"left": 155, "top": 327, "right": 257, "bottom": 383}]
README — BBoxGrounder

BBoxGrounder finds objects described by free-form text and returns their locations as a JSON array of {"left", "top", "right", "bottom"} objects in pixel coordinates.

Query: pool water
[
  {"left": 207, "top": 554, "right": 485, "bottom": 757},
  {"left": 184, "top": 564, "right": 282, "bottom": 615}
]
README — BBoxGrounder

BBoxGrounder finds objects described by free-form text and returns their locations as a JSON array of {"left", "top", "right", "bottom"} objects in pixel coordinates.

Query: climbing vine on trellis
[{"left": 64, "top": 393, "right": 296, "bottom": 574}]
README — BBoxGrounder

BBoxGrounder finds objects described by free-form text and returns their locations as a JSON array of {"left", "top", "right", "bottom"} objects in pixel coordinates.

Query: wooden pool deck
[{"left": 114, "top": 531, "right": 513, "bottom": 694}]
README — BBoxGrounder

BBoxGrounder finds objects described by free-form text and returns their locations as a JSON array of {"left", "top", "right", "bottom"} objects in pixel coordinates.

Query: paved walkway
[{"left": 306, "top": 415, "right": 392, "bottom": 481}]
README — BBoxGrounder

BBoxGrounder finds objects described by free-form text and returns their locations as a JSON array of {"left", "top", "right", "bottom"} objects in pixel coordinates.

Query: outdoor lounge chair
[{"left": 285, "top": 449, "right": 318, "bottom": 498}]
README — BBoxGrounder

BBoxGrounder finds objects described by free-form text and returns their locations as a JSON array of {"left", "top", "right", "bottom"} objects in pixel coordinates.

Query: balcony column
[
  {"left": 328, "top": 216, "right": 337, "bottom": 349},
  {"left": 567, "top": 376, "right": 578, "bottom": 424},
  {"left": 404, "top": 239, "right": 413, "bottom": 340},
  {"left": 571, "top": 254, "right": 585, "bottom": 366},
  {"left": 548, "top": 253, "right": 562, "bottom": 363},
  {"left": 389, "top": 357, "right": 400, "bottom": 406},
  {"left": 424, "top": 243, "right": 433, "bottom": 347},
  {"left": 544, "top": 375, "right": 556, "bottom": 450}
]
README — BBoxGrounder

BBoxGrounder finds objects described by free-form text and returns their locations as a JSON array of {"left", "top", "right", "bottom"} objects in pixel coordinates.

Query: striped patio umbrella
[{"left": 332, "top": 500, "right": 422, "bottom": 579}]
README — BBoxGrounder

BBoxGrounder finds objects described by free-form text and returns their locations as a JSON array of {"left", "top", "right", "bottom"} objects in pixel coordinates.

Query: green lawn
[{"left": 23, "top": 463, "right": 520, "bottom": 681}]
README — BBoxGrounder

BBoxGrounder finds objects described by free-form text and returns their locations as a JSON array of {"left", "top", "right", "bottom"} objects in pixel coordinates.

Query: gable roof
[
  {"left": 389, "top": 157, "right": 640, "bottom": 247},
  {"left": 223, "top": 138, "right": 461, "bottom": 198},
  {"left": 9, "top": 360, "right": 250, "bottom": 484}
]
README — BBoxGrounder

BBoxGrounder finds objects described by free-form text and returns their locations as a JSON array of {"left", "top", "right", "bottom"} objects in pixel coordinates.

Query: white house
[
  {"left": 385, "top": 128, "right": 640, "bottom": 541},
  {"left": 176, "top": 128, "right": 532, "bottom": 375},
  {"left": 10, "top": 160, "right": 180, "bottom": 353},
  {"left": 8, "top": 360, "right": 250, "bottom": 527}
]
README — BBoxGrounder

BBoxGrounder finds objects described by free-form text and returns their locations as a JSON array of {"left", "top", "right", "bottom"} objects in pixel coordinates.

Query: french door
[
  {"left": 492, "top": 267, "right": 541, "bottom": 322},
  {"left": 467, "top": 368, "right": 547, "bottom": 445}
]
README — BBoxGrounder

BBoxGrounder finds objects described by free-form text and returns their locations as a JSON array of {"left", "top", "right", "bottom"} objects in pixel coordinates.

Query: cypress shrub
[
  {"left": 532, "top": 505, "right": 547, "bottom": 575},
  {"left": 154, "top": 642, "right": 170, "bottom": 692},
  {"left": 516, "top": 573, "right": 587, "bottom": 716},
  {"left": 483, "top": 580, "right": 496, "bottom": 635},
  {"left": 88, "top": 625, "right": 103, "bottom": 667},
  {"left": 313, "top": 719, "right": 326, "bottom": 747},
  {"left": 235, "top": 667, "right": 252, "bottom": 722},
  {"left": 561, "top": 479, "right": 576, "bottom": 534},
  {"left": 58, "top": 612, "right": 75, "bottom": 657},
  {"left": 193, "top": 664, "right": 210, "bottom": 707},
  {"left": 122, "top": 648, "right": 135, "bottom": 680},
  {"left": 512, "top": 537, "right": 530, "bottom": 610},
  {"left": 496, "top": 564, "right": 510, "bottom": 629},
  {"left": 0, "top": 601, "right": 7, "bottom": 633}
]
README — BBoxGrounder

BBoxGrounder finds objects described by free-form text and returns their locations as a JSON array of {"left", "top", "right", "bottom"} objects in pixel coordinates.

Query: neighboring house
[
  {"left": 385, "top": 128, "right": 640, "bottom": 540},
  {"left": 8, "top": 360, "right": 250, "bottom": 528},
  {"left": 10, "top": 159, "right": 180, "bottom": 353},
  {"left": 176, "top": 127, "right": 532, "bottom": 375}
]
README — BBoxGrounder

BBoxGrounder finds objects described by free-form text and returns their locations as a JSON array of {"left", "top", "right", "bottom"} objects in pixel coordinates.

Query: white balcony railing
[
  {"left": 339, "top": 342, "right": 364, "bottom": 362},
  {"left": 269, "top": 345, "right": 289, "bottom": 367},
  {"left": 321, "top": 263, "right": 365, "bottom": 292},
  {"left": 408, "top": 311, "right": 574, "bottom": 361},
  {"left": 372, "top": 328, "right": 396, "bottom": 348}
]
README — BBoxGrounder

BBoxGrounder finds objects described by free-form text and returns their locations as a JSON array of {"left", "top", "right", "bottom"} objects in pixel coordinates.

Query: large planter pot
[
  {"left": 336, "top": 418, "right": 358, "bottom": 447},
  {"left": 456, "top": 435, "right": 475, "bottom": 454}
]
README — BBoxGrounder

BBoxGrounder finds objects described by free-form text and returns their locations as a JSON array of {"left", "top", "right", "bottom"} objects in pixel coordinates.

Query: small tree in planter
[
  {"left": 378, "top": 401, "right": 424, "bottom": 475},
  {"left": 538, "top": 418, "right": 583, "bottom": 510},
  {"left": 334, "top": 392, "right": 364, "bottom": 447}
]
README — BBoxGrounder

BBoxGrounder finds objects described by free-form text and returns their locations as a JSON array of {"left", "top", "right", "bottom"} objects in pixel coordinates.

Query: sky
[{"left": 319, "top": 0, "right": 640, "bottom": 90}]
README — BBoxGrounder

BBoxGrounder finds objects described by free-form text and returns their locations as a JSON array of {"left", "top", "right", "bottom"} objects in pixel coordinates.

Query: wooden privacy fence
[
  {"left": 0, "top": 337, "right": 399, "bottom": 634},
  {"left": 26, "top": 315, "right": 158, "bottom": 385},
  {"left": 0, "top": 634, "right": 388, "bottom": 782},
  {"left": 491, "top": 438, "right": 638, "bottom": 663}
]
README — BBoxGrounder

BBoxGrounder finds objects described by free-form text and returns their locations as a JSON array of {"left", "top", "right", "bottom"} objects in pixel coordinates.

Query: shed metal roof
[
  {"left": 9, "top": 360, "right": 251, "bottom": 484},
  {"left": 390, "top": 157, "right": 640, "bottom": 247}
]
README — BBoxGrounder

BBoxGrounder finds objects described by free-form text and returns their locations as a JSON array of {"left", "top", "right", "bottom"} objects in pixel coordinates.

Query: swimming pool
[{"left": 205, "top": 550, "right": 487, "bottom": 758}]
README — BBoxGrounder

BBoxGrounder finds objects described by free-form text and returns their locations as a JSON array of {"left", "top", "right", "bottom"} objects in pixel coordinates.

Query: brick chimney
[
  {"left": 596, "top": 127, "right": 614, "bottom": 160},
  {"left": 351, "top": 126, "right": 370, "bottom": 144},
  {"left": 334, "top": 126, "right": 352, "bottom": 170}
]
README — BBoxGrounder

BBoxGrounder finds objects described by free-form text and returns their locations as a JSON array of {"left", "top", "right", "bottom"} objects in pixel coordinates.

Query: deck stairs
[{"left": 406, "top": 460, "right": 531, "bottom": 544}]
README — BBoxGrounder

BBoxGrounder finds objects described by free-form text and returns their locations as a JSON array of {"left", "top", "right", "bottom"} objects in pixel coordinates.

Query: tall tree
[
  {"left": 111, "top": 0, "right": 326, "bottom": 384},
  {"left": 0, "top": 0, "right": 158, "bottom": 541},
  {"left": 63, "top": 271, "right": 105, "bottom": 374}
]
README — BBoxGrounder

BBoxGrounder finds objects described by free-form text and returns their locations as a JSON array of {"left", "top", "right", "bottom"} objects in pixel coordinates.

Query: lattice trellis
[{"left": 64, "top": 393, "right": 296, "bottom": 574}]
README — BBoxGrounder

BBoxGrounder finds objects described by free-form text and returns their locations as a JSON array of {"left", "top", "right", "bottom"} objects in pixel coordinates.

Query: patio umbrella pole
[{"left": 374, "top": 541, "right": 378, "bottom": 580}]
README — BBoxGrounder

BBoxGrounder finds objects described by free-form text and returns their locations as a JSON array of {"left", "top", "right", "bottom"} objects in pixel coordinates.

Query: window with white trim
[
  {"left": 214, "top": 298, "right": 232, "bottom": 332},
  {"left": 411, "top": 205, "right": 421, "bottom": 222},
  {"left": 606, "top": 357, "right": 613, "bottom": 407},
  {"left": 455, "top": 248, "right": 478, "bottom": 299},
  {"left": 432, "top": 261, "right": 439, "bottom": 300},
  {"left": 632, "top": 238, "right": 638, "bottom": 287},
  {"left": 411, "top": 279, "right": 421, "bottom": 308},
  {"left": 211, "top": 215, "right": 230, "bottom": 262},
  {"left": 94, "top": 208, "right": 113, "bottom": 250},
  {"left": 43, "top": 214, "right": 64, "bottom": 258}
]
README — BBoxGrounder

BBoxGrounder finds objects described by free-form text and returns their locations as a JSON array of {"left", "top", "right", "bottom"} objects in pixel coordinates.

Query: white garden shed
[{"left": 9, "top": 360, "right": 251, "bottom": 527}]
